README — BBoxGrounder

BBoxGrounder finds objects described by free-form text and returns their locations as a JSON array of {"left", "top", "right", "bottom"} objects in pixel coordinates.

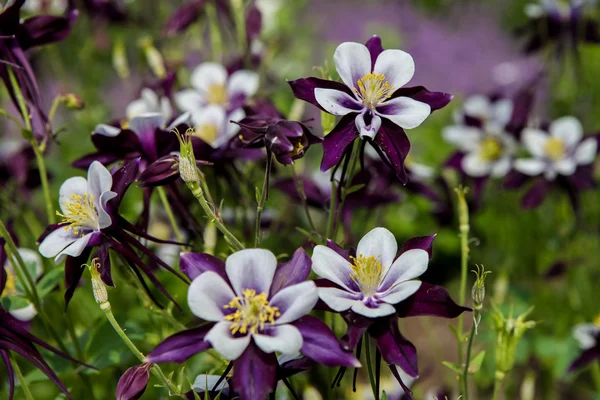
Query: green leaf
[
  {"left": 468, "top": 351, "right": 486, "bottom": 374},
  {"left": 0, "top": 295, "right": 30, "bottom": 311},
  {"left": 37, "top": 268, "right": 64, "bottom": 299},
  {"left": 381, "top": 391, "right": 388, "bottom": 400},
  {"left": 442, "top": 360, "right": 462, "bottom": 375},
  {"left": 20, "top": 128, "right": 34, "bottom": 141},
  {"left": 343, "top": 183, "right": 365, "bottom": 197}
]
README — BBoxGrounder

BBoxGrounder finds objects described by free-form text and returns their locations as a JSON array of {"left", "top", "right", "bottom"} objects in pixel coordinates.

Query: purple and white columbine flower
[
  {"left": 312, "top": 227, "right": 427, "bottom": 318},
  {"left": 175, "top": 62, "right": 259, "bottom": 114},
  {"left": 289, "top": 36, "right": 451, "bottom": 182},
  {"left": 38, "top": 161, "right": 116, "bottom": 264},
  {"left": 569, "top": 322, "right": 600, "bottom": 372},
  {"left": 515, "top": 116, "right": 597, "bottom": 181},
  {"left": 126, "top": 88, "right": 173, "bottom": 121},
  {"left": 443, "top": 95, "right": 517, "bottom": 178}
]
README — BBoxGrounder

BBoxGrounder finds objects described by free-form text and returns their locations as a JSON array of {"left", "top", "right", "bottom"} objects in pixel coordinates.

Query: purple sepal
[
  {"left": 231, "top": 342, "right": 277, "bottom": 400},
  {"left": 148, "top": 324, "right": 213, "bottom": 363},
  {"left": 340, "top": 312, "right": 374, "bottom": 351},
  {"left": 569, "top": 346, "right": 600, "bottom": 372},
  {"left": 137, "top": 155, "right": 180, "bottom": 187},
  {"left": 179, "top": 252, "right": 227, "bottom": 281},
  {"left": 292, "top": 315, "right": 360, "bottom": 367},
  {"left": 0, "top": 239, "right": 7, "bottom": 295},
  {"left": 374, "top": 119, "right": 411, "bottom": 183},
  {"left": 320, "top": 115, "right": 359, "bottom": 172},
  {"left": 269, "top": 248, "right": 311, "bottom": 296},
  {"left": 0, "top": 349, "right": 14, "bottom": 400},
  {"left": 116, "top": 363, "right": 151, "bottom": 400},
  {"left": 18, "top": 9, "right": 79, "bottom": 50},
  {"left": 93, "top": 243, "right": 113, "bottom": 287},
  {"left": 391, "top": 86, "right": 453, "bottom": 112},
  {"left": 370, "top": 317, "right": 418, "bottom": 377},
  {"left": 400, "top": 235, "right": 436, "bottom": 259},
  {"left": 64, "top": 247, "right": 92, "bottom": 307},
  {"left": 365, "top": 35, "right": 384, "bottom": 70},
  {"left": 163, "top": 0, "right": 206, "bottom": 36},
  {"left": 109, "top": 158, "right": 141, "bottom": 212},
  {"left": 287, "top": 77, "right": 354, "bottom": 111},
  {"left": 395, "top": 282, "right": 471, "bottom": 318},
  {"left": 521, "top": 179, "right": 551, "bottom": 209}
]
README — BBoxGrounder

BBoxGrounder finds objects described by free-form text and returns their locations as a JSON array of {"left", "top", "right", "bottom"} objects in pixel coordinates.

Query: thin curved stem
[
  {"left": 156, "top": 187, "right": 184, "bottom": 244},
  {"left": 11, "top": 355, "right": 35, "bottom": 400},
  {"left": 255, "top": 154, "right": 271, "bottom": 247},
  {"left": 462, "top": 320, "right": 476, "bottom": 400},
  {"left": 364, "top": 337, "right": 378, "bottom": 400}
]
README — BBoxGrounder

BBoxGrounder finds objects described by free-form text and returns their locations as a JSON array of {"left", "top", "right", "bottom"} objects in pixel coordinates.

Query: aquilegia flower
[
  {"left": 311, "top": 228, "right": 469, "bottom": 398},
  {"left": 1, "top": 248, "right": 43, "bottom": 321},
  {"left": 569, "top": 320, "right": 600, "bottom": 372},
  {"left": 126, "top": 88, "right": 173, "bottom": 121},
  {"left": 148, "top": 248, "right": 359, "bottom": 400},
  {"left": 289, "top": 35, "right": 452, "bottom": 182}
]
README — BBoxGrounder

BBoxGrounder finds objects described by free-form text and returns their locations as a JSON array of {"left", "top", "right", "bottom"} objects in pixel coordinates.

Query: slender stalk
[
  {"left": 325, "top": 179, "right": 337, "bottom": 240},
  {"left": 100, "top": 302, "right": 183, "bottom": 397},
  {"left": 364, "top": 337, "right": 378, "bottom": 400},
  {"left": 590, "top": 362, "right": 600, "bottom": 394},
  {"left": 462, "top": 320, "right": 476, "bottom": 400},
  {"left": 157, "top": 187, "right": 184, "bottom": 243},
  {"left": 31, "top": 143, "right": 55, "bottom": 224},
  {"left": 492, "top": 372, "right": 505, "bottom": 400},
  {"left": 206, "top": 2, "right": 223, "bottom": 62},
  {"left": 254, "top": 154, "right": 271, "bottom": 247},
  {"left": 455, "top": 187, "right": 470, "bottom": 392},
  {"left": 7, "top": 68, "right": 32, "bottom": 131},
  {"left": 333, "top": 141, "right": 361, "bottom": 238},
  {"left": 290, "top": 164, "right": 321, "bottom": 239},
  {"left": 47, "top": 95, "right": 62, "bottom": 123},
  {"left": 11, "top": 355, "right": 35, "bottom": 400}
]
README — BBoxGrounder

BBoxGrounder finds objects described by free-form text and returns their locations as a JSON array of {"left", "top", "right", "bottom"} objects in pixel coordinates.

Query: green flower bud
[
  {"left": 61, "top": 93, "right": 85, "bottom": 110},
  {"left": 471, "top": 264, "right": 491, "bottom": 311},
  {"left": 88, "top": 258, "right": 108, "bottom": 305},
  {"left": 175, "top": 128, "right": 200, "bottom": 184}
]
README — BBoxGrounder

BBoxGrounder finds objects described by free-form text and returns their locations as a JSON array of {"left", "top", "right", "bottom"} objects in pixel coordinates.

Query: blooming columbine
[
  {"left": 126, "top": 88, "right": 173, "bottom": 121},
  {"left": 39, "top": 161, "right": 116, "bottom": 263},
  {"left": 569, "top": 319, "right": 600, "bottom": 372},
  {"left": 1, "top": 248, "right": 43, "bottom": 321},
  {"left": 289, "top": 35, "right": 451, "bottom": 181},
  {"left": 148, "top": 248, "right": 359, "bottom": 400},
  {"left": 515, "top": 116, "right": 597, "bottom": 181},
  {"left": 443, "top": 95, "right": 517, "bottom": 178}
]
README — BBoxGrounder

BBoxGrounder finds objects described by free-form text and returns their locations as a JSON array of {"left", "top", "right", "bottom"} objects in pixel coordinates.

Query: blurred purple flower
[{"left": 569, "top": 322, "right": 600, "bottom": 372}]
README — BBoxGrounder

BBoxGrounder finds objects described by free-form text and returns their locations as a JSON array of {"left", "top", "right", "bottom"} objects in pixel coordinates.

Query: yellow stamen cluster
[
  {"left": 355, "top": 73, "right": 395, "bottom": 110},
  {"left": 2, "top": 267, "right": 18, "bottom": 297},
  {"left": 349, "top": 255, "right": 384, "bottom": 297},
  {"left": 288, "top": 138, "right": 305, "bottom": 158},
  {"left": 479, "top": 137, "right": 504, "bottom": 161},
  {"left": 543, "top": 138, "right": 566, "bottom": 161},
  {"left": 56, "top": 193, "right": 99, "bottom": 235},
  {"left": 206, "top": 84, "right": 228, "bottom": 106},
  {"left": 192, "top": 123, "right": 219, "bottom": 145},
  {"left": 223, "top": 289, "right": 280, "bottom": 335}
]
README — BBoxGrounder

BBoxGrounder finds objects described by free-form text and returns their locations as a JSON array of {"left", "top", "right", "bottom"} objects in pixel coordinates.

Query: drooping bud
[
  {"left": 88, "top": 257, "right": 108, "bottom": 304},
  {"left": 60, "top": 93, "right": 85, "bottom": 110},
  {"left": 491, "top": 305, "right": 536, "bottom": 375},
  {"left": 139, "top": 37, "right": 166, "bottom": 79},
  {"left": 138, "top": 155, "right": 180, "bottom": 187},
  {"left": 116, "top": 363, "right": 152, "bottom": 400}
]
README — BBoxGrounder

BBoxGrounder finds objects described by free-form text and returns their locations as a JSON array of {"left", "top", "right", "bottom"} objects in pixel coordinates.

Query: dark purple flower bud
[
  {"left": 138, "top": 155, "right": 180, "bottom": 187},
  {"left": 116, "top": 363, "right": 152, "bottom": 400},
  {"left": 163, "top": 0, "right": 206, "bottom": 36}
]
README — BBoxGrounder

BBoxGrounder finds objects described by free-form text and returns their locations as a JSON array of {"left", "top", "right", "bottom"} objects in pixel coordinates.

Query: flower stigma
[
  {"left": 544, "top": 137, "right": 565, "bottom": 161},
  {"left": 223, "top": 289, "right": 280, "bottom": 335},
  {"left": 355, "top": 73, "right": 395, "bottom": 110},
  {"left": 56, "top": 193, "right": 100, "bottom": 235},
  {"left": 349, "top": 255, "right": 384, "bottom": 297}
]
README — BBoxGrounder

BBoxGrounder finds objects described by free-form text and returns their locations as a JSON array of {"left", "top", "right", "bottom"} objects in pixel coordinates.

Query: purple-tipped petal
[
  {"left": 288, "top": 78, "right": 354, "bottom": 111},
  {"left": 116, "top": 364, "right": 150, "bottom": 400},
  {"left": 374, "top": 119, "right": 410, "bottom": 183},
  {"left": 400, "top": 235, "right": 436, "bottom": 259},
  {"left": 391, "top": 86, "right": 452, "bottom": 112},
  {"left": 109, "top": 158, "right": 141, "bottom": 212},
  {"left": 365, "top": 35, "right": 384, "bottom": 69},
  {"left": 270, "top": 248, "right": 312, "bottom": 296},
  {"left": 320, "top": 115, "right": 359, "bottom": 172},
  {"left": 148, "top": 325, "right": 213, "bottom": 363},
  {"left": 395, "top": 282, "right": 471, "bottom": 318},
  {"left": 370, "top": 317, "right": 418, "bottom": 377},
  {"left": 293, "top": 315, "right": 361, "bottom": 367},
  {"left": 180, "top": 252, "right": 227, "bottom": 281},
  {"left": 568, "top": 346, "right": 600, "bottom": 372},
  {"left": 231, "top": 342, "right": 277, "bottom": 400}
]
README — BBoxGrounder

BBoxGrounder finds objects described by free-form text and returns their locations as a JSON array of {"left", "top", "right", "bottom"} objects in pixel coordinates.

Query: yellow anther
[
  {"left": 56, "top": 193, "right": 99, "bottom": 235},
  {"left": 223, "top": 289, "right": 280, "bottom": 335},
  {"left": 288, "top": 138, "right": 305, "bottom": 158},
  {"left": 2, "top": 267, "right": 17, "bottom": 297},
  {"left": 544, "top": 138, "right": 565, "bottom": 161},
  {"left": 349, "top": 255, "right": 384, "bottom": 297},
  {"left": 354, "top": 73, "right": 395, "bottom": 110},
  {"left": 192, "top": 123, "right": 219, "bottom": 145},
  {"left": 206, "top": 84, "right": 228, "bottom": 106},
  {"left": 479, "top": 137, "right": 504, "bottom": 161}
]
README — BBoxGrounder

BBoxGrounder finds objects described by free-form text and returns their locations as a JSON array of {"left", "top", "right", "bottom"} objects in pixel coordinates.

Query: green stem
[
  {"left": 48, "top": 96, "right": 62, "bottom": 123},
  {"left": 333, "top": 141, "right": 361, "bottom": 238},
  {"left": 31, "top": 142, "right": 55, "bottom": 224},
  {"left": 254, "top": 154, "right": 271, "bottom": 247},
  {"left": 187, "top": 181, "right": 245, "bottom": 251},
  {"left": 206, "top": 2, "right": 223, "bottom": 62},
  {"left": 492, "top": 372, "right": 504, "bottom": 400},
  {"left": 100, "top": 302, "right": 182, "bottom": 397},
  {"left": 11, "top": 355, "right": 35, "bottom": 400},
  {"left": 455, "top": 187, "right": 470, "bottom": 391},
  {"left": 157, "top": 187, "right": 184, "bottom": 244},
  {"left": 290, "top": 164, "right": 321, "bottom": 239},
  {"left": 462, "top": 318, "right": 477, "bottom": 400},
  {"left": 364, "top": 337, "right": 379, "bottom": 400},
  {"left": 8, "top": 68, "right": 32, "bottom": 131},
  {"left": 590, "top": 361, "right": 600, "bottom": 394},
  {"left": 325, "top": 178, "right": 337, "bottom": 240}
]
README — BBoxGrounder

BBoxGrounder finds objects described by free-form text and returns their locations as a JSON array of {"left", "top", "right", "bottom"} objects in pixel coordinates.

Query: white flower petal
[
  {"left": 205, "top": 321, "right": 251, "bottom": 360},
  {"left": 355, "top": 111, "right": 381, "bottom": 139},
  {"left": 351, "top": 301, "right": 396, "bottom": 318},
  {"left": 55, "top": 233, "right": 93, "bottom": 264},
  {"left": 334, "top": 42, "right": 371, "bottom": 91},
  {"left": 192, "top": 375, "right": 229, "bottom": 392},
  {"left": 490, "top": 157, "right": 512, "bottom": 178},
  {"left": 126, "top": 98, "right": 151, "bottom": 120},
  {"left": 140, "top": 88, "right": 160, "bottom": 108},
  {"left": 174, "top": 89, "right": 204, "bottom": 113},
  {"left": 544, "top": 167, "right": 558, "bottom": 181},
  {"left": 38, "top": 228, "right": 78, "bottom": 258},
  {"left": 463, "top": 95, "right": 491, "bottom": 120},
  {"left": 129, "top": 113, "right": 166, "bottom": 136},
  {"left": 490, "top": 99, "right": 514, "bottom": 127},
  {"left": 226, "top": 249, "right": 277, "bottom": 296},
  {"left": 87, "top": 161, "right": 113, "bottom": 200},
  {"left": 167, "top": 112, "right": 191, "bottom": 130},
  {"left": 462, "top": 152, "right": 492, "bottom": 177},
  {"left": 314, "top": 88, "right": 363, "bottom": 116},
  {"left": 222, "top": 108, "right": 245, "bottom": 144},
  {"left": 311, "top": 245, "right": 357, "bottom": 292},
  {"left": 318, "top": 287, "right": 361, "bottom": 312},
  {"left": 191, "top": 62, "right": 228, "bottom": 94},
  {"left": 160, "top": 96, "right": 173, "bottom": 121},
  {"left": 97, "top": 191, "right": 117, "bottom": 229},
  {"left": 550, "top": 116, "right": 583, "bottom": 149},
  {"left": 574, "top": 324, "right": 600, "bottom": 350},
  {"left": 188, "top": 271, "right": 235, "bottom": 321},
  {"left": 574, "top": 138, "right": 597, "bottom": 165},
  {"left": 554, "top": 158, "right": 577, "bottom": 176},
  {"left": 356, "top": 227, "right": 398, "bottom": 269},
  {"left": 270, "top": 281, "right": 318, "bottom": 324},
  {"left": 442, "top": 125, "right": 482, "bottom": 152},
  {"left": 191, "top": 105, "right": 226, "bottom": 127},
  {"left": 59, "top": 176, "right": 88, "bottom": 212},
  {"left": 10, "top": 304, "right": 37, "bottom": 322},
  {"left": 379, "top": 249, "right": 428, "bottom": 292},
  {"left": 227, "top": 70, "right": 259, "bottom": 98},
  {"left": 522, "top": 129, "right": 549, "bottom": 157},
  {"left": 17, "top": 249, "right": 43, "bottom": 277},
  {"left": 514, "top": 159, "right": 546, "bottom": 176},
  {"left": 373, "top": 49, "right": 415, "bottom": 90},
  {"left": 253, "top": 324, "right": 303, "bottom": 355},
  {"left": 379, "top": 280, "right": 422, "bottom": 305},
  {"left": 94, "top": 124, "right": 121, "bottom": 137},
  {"left": 376, "top": 97, "right": 431, "bottom": 130}
]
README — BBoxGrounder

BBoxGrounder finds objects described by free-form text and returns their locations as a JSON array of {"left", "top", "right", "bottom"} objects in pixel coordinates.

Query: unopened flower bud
[
  {"left": 61, "top": 93, "right": 85, "bottom": 110},
  {"left": 88, "top": 258, "right": 108, "bottom": 304},
  {"left": 116, "top": 363, "right": 152, "bottom": 400},
  {"left": 175, "top": 128, "right": 200, "bottom": 184},
  {"left": 140, "top": 37, "right": 166, "bottom": 79},
  {"left": 471, "top": 265, "right": 491, "bottom": 311},
  {"left": 113, "top": 38, "right": 130, "bottom": 79},
  {"left": 138, "top": 155, "right": 180, "bottom": 187}
]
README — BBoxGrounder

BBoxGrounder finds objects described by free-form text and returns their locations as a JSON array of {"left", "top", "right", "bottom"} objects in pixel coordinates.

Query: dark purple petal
[
  {"left": 326, "top": 239, "right": 354, "bottom": 261},
  {"left": 0, "top": 0, "right": 24, "bottom": 34},
  {"left": 18, "top": 10, "right": 79, "bottom": 50},
  {"left": 395, "top": 282, "right": 471, "bottom": 318},
  {"left": 116, "top": 364, "right": 150, "bottom": 400},
  {"left": 370, "top": 318, "right": 418, "bottom": 377},
  {"left": 365, "top": 35, "right": 384, "bottom": 69},
  {"left": 148, "top": 325, "right": 213, "bottom": 363},
  {"left": 163, "top": 0, "right": 206, "bottom": 36},
  {"left": 245, "top": 5, "right": 262, "bottom": 41},
  {"left": 109, "top": 158, "right": 141, "bottom": 212},
  {"left": 288, "top": 77, "right": 354, "bottom": 111},
  {"left": 521, "top": 179, "right": 551, "bottom": 209},
  {"left": 64, "top": 247, "right": 92, "bottom": 307},
  {"left": 231, "top": 342, "right": 277, "bottom": 400},
  {"left": 374, "top": 119, "right": 410, "bottom": 183},
  {"left": 138, "top": 155, "right": 180, "bottom": 187},
  {"left": 503, "top": 170, "right": 530, "bottom": 189},
  {"left": 340, "top": 312, "right": 374, "bottom": 350},
  {"left": 293, "top": 315, "right": 360, "bottom": 367},
  {"left": 93, "top": 243, "right": 113, "bottom": 287},
  {"left": 270, "top": 248, "right": 311, "bottom": 296},
  {"left": 180, "top": 252, "right": 227, "bottom": 281},
  {"left": 569, "top": 346, "right": 600, "bottom": 372},
  {"left": 71, "top": 152, "right": 123, "bottom": 169},
  {"left": 0, "top": 239, "right": 7, "bottom": 295},
  {"left": 0, "top": 349, "right": 14, "bottom": 400},
  {"left": 320, "top": 115, "right": 359, "bottom": 172},
  {"left": 391, "top": 86, "right": 452, "bottom": 112},
  {"left": 400, "top": 235, "right": 436, "bottom": 259}
]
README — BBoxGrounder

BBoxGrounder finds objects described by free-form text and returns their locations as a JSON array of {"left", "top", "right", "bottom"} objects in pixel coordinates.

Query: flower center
[
  {"left": 480, "top": 137, "right": 504, "bottom": 161},
  {"left": 355, "top": 73, "right": 395, "bottom": 110},
  {"left": 56, "top": 193, "right": 100, "bottom": 235},
  {"left": 349, "top": 255, "right": 384, "bottom": 297},
  {"left": 192, "top": 123, "right": 219, "bottom": 145},
  {"left": 206, "top": 84, "right": 228, "bottom": 106},
  {"left": 2, "top": 267, "right": 17, "bottom": 297},
  {"left": 543, "top": 137, "right": 565, "bottom": 161},
  {"left": 223, "top": 289, "right": 280, "bottom": 335},
  {"left": 288, "top": 137, "right": 305, "bottom": 158}
]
